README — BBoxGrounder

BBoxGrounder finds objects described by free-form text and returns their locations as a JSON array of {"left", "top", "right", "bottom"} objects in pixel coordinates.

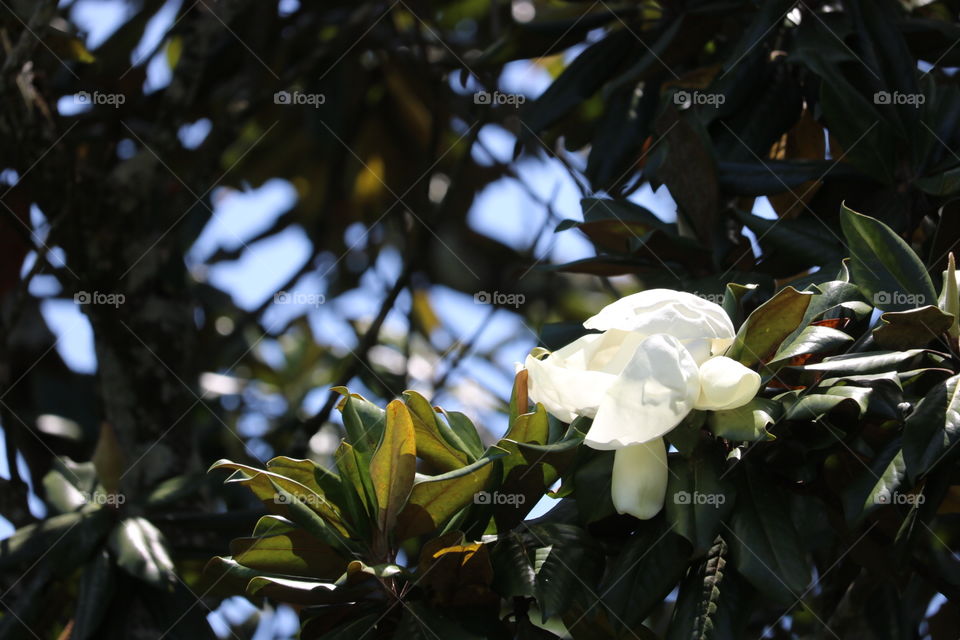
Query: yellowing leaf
[
  {"left": 412, "top": 288, "right": 441, "bottom": 335},
  {"left": 166, "top": 36, "right": 183, "bottom": 70},
  {"left": 768, "top": 109, "right": 827, "bottom": 219},
  {"left": 67, "top": 37, "right": 96, "bottom": 64},
  {"left": 369, "top": 400, "right": 417, "bottom": 532},
  {"left": 354, "top": 155, "right": 385, "bottom": 201}
]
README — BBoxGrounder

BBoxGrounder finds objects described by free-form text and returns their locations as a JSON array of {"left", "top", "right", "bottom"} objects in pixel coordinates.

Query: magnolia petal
[
  {"left": 694, "top": 356, "right": 762, "bottom": 411},
  {"left": 584, "top": 329, "right": 649, "bottom": 374},
  {"left": 584, "top": 334, "right": 700, "bottom": 449},
  {"left": 524, "top": 337, "right": 618, "bottom": 423},
  {"left": 611, "top": 439, "right": 669, "bottom": 520},
  {"left": 583, "top": 289, "right": 735, "bottom": 343},
  {"left": 680, "top": 337, "right": 713, "bottom": 365},
  {"left": 710, "top": 337, "right": 734, "bottom": 356}
]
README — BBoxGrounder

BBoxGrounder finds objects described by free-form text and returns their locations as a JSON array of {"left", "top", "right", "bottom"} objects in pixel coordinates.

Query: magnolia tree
[
  {"left": 4, "top": 1, "right": 960, "bottom": 638},
  {"left": 208, "top": 205, "right": 960, "bottom": 639}
]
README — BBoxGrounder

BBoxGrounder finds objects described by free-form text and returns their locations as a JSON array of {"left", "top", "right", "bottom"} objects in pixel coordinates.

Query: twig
[{"left": 303, "top": 266, "right": 412, "bottom": 432}]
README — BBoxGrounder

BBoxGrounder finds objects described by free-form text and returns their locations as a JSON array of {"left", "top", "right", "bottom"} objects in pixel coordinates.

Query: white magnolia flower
[{"left": 525, "top": 289, "right": 761, "bottom": 520}]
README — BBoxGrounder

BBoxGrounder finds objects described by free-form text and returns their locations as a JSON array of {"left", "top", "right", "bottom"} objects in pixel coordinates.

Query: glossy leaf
[
  {"left": 210, "top": 458, "right": 348, "bottom": 534},
  {"left": 727, "top": 286, "right": 814, "bottom": 367},
  {"left": 332, "top": 387, "right": 386, "bottom": 453},
  {"left": 490, "top": 533, "right": 536, "bottom": 599},
  {"left": 109, "top": 517, "right": 175, "bottom": 589},
  {"left": 0, "top": 509, "right": 104, "bottom": 570},
  {"left": 781, "top": 386, "right": 871, "bottom": 421},
  {"left": 665, "top": 445, "right": 736, "bottom": 554},
  {"left": 266, "top": 456, "right": 342, "bottom": 501},
  {"left": 844, "top": 438, "right": 908, "bottom": 523},
  {"left": 798, "top": 349, "right": 929, "bottom": 376},
  {"left": 395, "top": 452, "right": 504, "bottom": 540},
  {"left": 42, "top": 468, "right": 88, "bottom": 514},
  {"left": 728, "top": 466, "right": 809, "bottom": 604},
  {"left": 526, "top": 523, "right": 603, "bottom": 623},
  {"left": 201, "top": 556, "right": 271, "bottom": 597},
  {"left": 708, "top": 398, "right": 779, "bottom": 442},
  {"left": 601, "top": 520, "right": 692, "bottom": 630},
  {"left": 766, "top": 325, "right": 854, "bottom": 374},
  {"left": 246, "top": 576, "right": 365, "bottom": 605},
  {"left": 334, "top": 441, "right": 376, "bottom": 537},
  {"left": 402, "top": 390, "right": 468, "bottom": 472},
  {"left": 903, "top": 374, "right": 960, "bottom": 479},
  {"left": 230, "top": 529, "right": 347, "bottom": 578},
  {"left": 437, "top": 409, "right": 485, "bottom": 461},
  {"left": 839, "top": 204, "right": 936, "bottom": 311},
  {"left": 269, "top": 479, "right": 358, "bottom": 556},
  {"left": 873, "top": 305, "right": 955, "bottom": 349}
]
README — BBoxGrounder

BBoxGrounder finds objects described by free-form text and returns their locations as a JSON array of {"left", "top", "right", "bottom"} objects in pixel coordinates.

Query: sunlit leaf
[{"left": 369, "top": 400, "right": 417, "bottom": 532}]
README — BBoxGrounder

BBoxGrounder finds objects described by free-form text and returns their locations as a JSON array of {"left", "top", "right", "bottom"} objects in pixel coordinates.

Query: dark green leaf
[
  {"left": 72, "top": 549, "right": 115, "bottom": 640},
  {"left": 798, "top": 349, "right": 929, "bottom": 376},
  {"left": 334, "top": 441, "right": 376, "bottom": 534},
  {"left": 665, "top": 445, "right": 736, "bottom": 554},
  {"left": 903, "top": 374, "right": 960, "bottom": 480},
  {"left": 873, "top": 305, "right": 955, "bottom": 349},
  {"left": 728, "top": 465, "right": 809, "bottom": 604},
  {"left": 332, "top": 387, "right": 385, "bottom": 453},
  {"left": 403, "top": 390, "right": 469, "bottom": 471},
  {"left": 524, "top": 523, "right": 603, "bottom": 623},
  {"left": 843, "top": 438, "right": 909, "bottom": 524},
  {"left": 720, "top": 160, "right": 859, "bottom": 196},
  {"left": 601, "top": 520, "right": 692, "bottom": 630},
  {"left": 438, "top": 409, "right": 485, "bottom": 461},
  {"left": 522, "top": 29, "right": 637, "bottom": 133},
  {"left": 490, "top": 533, "right": 536, "bottom": 599},
  {"left": 708, "top": 397, "right": 779, "bottom": 442},
  {"left": 839, "top": 204, "right": 936, "bottom": 311}
]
